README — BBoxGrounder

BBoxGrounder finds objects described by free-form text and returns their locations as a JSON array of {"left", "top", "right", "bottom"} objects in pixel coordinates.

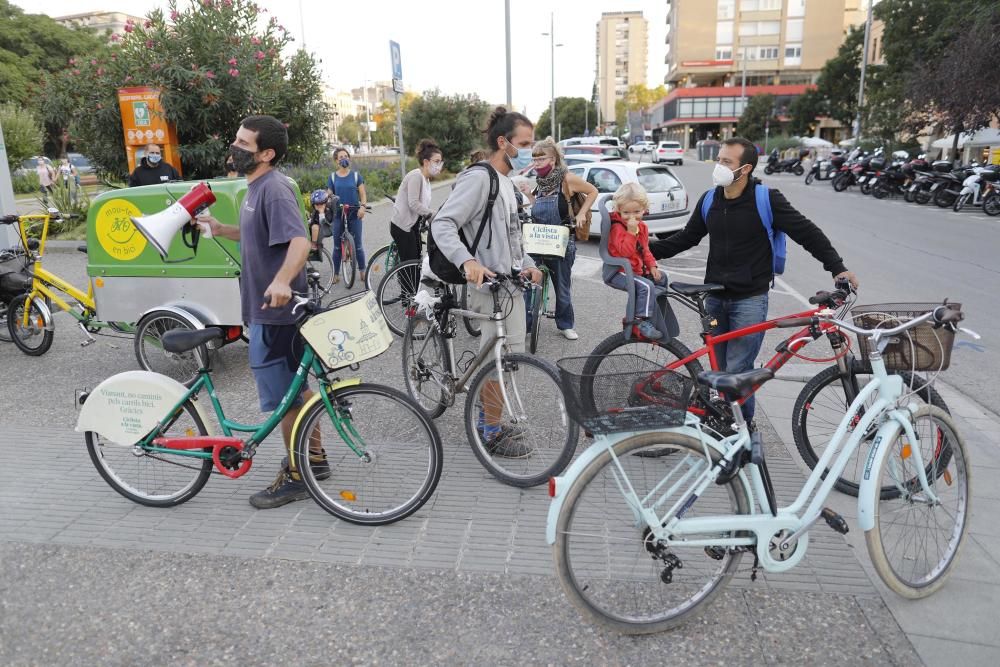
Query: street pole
[
  {"left": 364, "top": 82, "right": 372, "bottom": 153},
  {"left": 505, "top": 0, "right": 512, "bottom": 108},
  {"left": 0, "top": 119, "right": 19, "bottom": 247},
  {"left": 298, "top": 0, "right": 306, "bottom": 49},
  {"left": 854, "top": 0, "right": 874, "bottom": 141},
  {"left": 740, "top": 46, "right": 747, "bottom": 110},
  {"left": 549, "top": 13, "right": 556, "bottom": 139},
  {"left": 584, "top": 103, "right": 588, "bottom": 136}
]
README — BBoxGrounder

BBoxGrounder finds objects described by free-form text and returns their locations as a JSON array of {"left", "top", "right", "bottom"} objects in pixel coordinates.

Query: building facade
[
  {"left": 596, "top": 11, "right": 648, "bottom": 129},
  {"left": 54, "top": 11, "right": 144, "bottom": 40},
  {"left": 659, "top": 0, "right": 860, "bottom": 147}
]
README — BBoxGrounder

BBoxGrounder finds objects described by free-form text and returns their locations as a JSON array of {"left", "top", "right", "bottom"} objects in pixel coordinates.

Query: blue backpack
[{"left": 700, "top": 183, "right": 786, "bottom": 275}]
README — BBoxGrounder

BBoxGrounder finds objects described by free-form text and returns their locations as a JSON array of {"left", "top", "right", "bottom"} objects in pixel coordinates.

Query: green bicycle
[
  {"left": 524, "top": 265, "right": 552, "bottom": 354},
  {"left": 78, "top": 290, "right": 443, "bottom": 525}
]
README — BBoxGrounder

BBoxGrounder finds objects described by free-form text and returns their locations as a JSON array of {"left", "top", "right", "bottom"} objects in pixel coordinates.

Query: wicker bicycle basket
[
  {"left": 851, "top": 303, "right": 959, "bottom": 372},
  {"left": 556, "top": 354, "right": 693, "bottom": 435}
]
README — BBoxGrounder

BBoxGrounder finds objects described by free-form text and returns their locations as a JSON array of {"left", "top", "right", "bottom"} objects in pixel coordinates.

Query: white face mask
[
  {"left": 429, "top": 162, "right": 443, "bottom": 176},
  {"left": 712, "top": 162, "right": 745, "bottom": 187}
]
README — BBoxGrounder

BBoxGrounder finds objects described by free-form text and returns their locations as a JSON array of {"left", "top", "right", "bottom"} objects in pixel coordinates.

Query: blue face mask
[
  {"left": 505, "top": 142, "right": 533, "bottom": 171},
  {"left": 339, "top": 158, "right": 350, "bottom": 168},
  {"left": 147, "top": 154, "right": 162, "bottom": 165}
]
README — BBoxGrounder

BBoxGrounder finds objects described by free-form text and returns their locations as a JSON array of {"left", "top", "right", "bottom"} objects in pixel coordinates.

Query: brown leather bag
[{"left": 567, "top": 183, "right": 592, "bottom": 241}]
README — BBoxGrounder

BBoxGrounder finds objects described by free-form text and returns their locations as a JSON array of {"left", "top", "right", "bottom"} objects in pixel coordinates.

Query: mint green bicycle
[{"left": 548, "top": 303, "right": 974, "bottom": 633}]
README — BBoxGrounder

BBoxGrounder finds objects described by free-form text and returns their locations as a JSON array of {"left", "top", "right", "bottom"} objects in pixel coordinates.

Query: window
[
  {"left": 716, "top": 21, "right": 733, "bottom": 44},
  {"left": 707, "top": 99, "right": 721, "bottom": 116},
  {"left": 715, "top": 47, "right": 733, "bottom": 60},
  {"left": 759, "top": 46, "right": 779, "bottom": 59},
  {"left": 637, "top": 167, "right": 681, "bottom": 193},
  {"left": 568, "top": 168, "right": 585, "bottom": 179},
  {"left": 678, "top": 99, "right": 693, "bottom": 118},
  {"left": 740, "top": 0, "right": 779, "bottom": 9},
  {"left": 587, "top": 168, "right": 623, "bottom": 194},
  {"left": 785, "top": 18, "right": 803, "bottom": 41},
  {"left": 784, "top": 43, "right": 802, "bottom": 65},
  {"left": 717, "top": 0, "right": 735, "bottom": 19},
  {"left": 740, "top": 0, "right": 758, "bottom": 9},
  {"left": 739, "top": 21, "right": 779, "bottom": 36},
  {"left": 787, "top": 0, "right": 805, "bottom": 17}
]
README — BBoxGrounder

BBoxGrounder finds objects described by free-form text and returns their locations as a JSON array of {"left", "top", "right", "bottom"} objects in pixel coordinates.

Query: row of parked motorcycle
[{"left": 804, "top": 147, "right": 1000, "bottom": 215}]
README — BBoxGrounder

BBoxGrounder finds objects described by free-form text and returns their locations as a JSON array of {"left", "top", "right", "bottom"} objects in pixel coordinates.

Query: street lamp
[{"left": 541, "top": 13, "right": 564, "bottom": 139}]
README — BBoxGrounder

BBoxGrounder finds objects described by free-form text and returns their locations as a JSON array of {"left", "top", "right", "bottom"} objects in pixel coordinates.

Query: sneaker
[
  {"left": 249, "top": 468, "right": 310, "bottom": 509},
  {"left": 637, "top": 320, "right": 663, "bottom": 340},
  {"left": 280, "top": 452, "right": 331, "bottom": 481},
  {"left": 483, "top": 428, "right": 533, "bottom": 459},
  {"left": 359, "top": 269, "right": 366, "bottom": 284},
  {"left": 560, "top": 328, "right": 579, "bottom": 340}
]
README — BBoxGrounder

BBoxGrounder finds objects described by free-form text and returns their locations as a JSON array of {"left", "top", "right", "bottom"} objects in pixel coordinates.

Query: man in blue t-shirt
[
  {"left": 198, "top": 115, "right": 328, "bottom": 509},
  {"left": 326, "top": 147, "right": 369, "bottom": 283}
]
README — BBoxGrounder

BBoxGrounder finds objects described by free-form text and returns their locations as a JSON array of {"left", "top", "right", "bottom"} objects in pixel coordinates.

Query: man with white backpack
[{"left": 649, "top": 137, "right": 859, "bottom": 424}]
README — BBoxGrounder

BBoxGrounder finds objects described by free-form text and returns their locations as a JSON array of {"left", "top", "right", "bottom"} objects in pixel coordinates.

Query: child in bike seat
[
  {"left": 604, "top": 182, "right": 668, "bottom": 340},
  {"left": 308, "top": 189, "right": 335, "bottom": 261}
]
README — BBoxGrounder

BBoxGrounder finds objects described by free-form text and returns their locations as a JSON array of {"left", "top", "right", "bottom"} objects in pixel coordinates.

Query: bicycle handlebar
[{"left": 777, "top": 302, "right": 965, "bottom": 337}]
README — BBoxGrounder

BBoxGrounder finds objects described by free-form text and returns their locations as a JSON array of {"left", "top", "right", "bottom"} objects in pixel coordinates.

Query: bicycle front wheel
[
  {"left": 341, "top": 233, "right": 357, "bottom": 288},
  {"left": 555, "top": 432, "right": 750, "bottom": 634},
  {"left": 527, "top": 280, "right": 544, "bottom": 354},
  {"left": 85, "top": 399, "right": 212, "bottom": 507},
  {"left": 365, "top": 243, "right": 396, "bottom": 292},
  {"left": 7, "top": 293, "right": 53, "bottom": 356},
  {"left": 866, "top": 405, "right": 970, "bottom": 598},
  {"left": 307, "top": 245, "right": 337, "bottom": 301},
  {"left": 376, "top": 259, "right": 422, "bottom": 336},
  {"left": 294, "top": 383, "right": 443, "bottom": 525},
  {"left": 402, "top": 314, "right": 450, "bottom": 418},
  {"left": 791, "top": 361, "right": 950, "bottom": 498},
  {"left": 464, "top": 353, "right": 578, "bottom": 487}
]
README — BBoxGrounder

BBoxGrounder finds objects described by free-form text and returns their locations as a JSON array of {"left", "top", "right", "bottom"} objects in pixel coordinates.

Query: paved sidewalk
[{"left": 755, "top": 366, "right": 1000, "bottom": 666}]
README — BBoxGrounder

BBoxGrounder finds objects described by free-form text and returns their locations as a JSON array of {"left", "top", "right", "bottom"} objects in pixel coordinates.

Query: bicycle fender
[
  {"left": 856, "top": 412, "right": 910, "bottom": 532},
  {"left": 27, "top": 293, "right": 54, "bottom": 331},
  {"left": 288, "top": 378, "right": 361, "bottom": 472},
  {"left": 75, "top": 371, "right": 214, "bottom": 446},
  {"left": 545, "top": 425, "right": 746, "bottom": 545}
]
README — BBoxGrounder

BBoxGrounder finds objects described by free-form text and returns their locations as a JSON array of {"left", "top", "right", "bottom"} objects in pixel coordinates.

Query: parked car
[
  {"left": 565, "top": 161, "right": 689, "bottom": 238},
  {"left": 654, "top": 141, "right": 684, "bottom": 165},
  {"left": 564, "top": 145, "right": 629, "bottom": 160},
  {"left": 560, "top": 136, "right": 622, "bottom": 148},
  {"left": 565, "top": 154, "right": 621, "bottom": 166},
  {"left": 628, "top": 141, "right": 655, "bottom": 154}
]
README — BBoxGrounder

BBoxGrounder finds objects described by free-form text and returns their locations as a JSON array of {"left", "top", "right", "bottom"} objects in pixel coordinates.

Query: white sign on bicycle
[{"left": 522, "top": 223, "right": 569, "bottom": 257}]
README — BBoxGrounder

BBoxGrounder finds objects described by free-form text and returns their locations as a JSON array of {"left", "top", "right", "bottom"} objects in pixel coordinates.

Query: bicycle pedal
[
  {"left": 704, "top": 545, "right": 726, "bottom": 561},
  {"left": 821, "top": 507, "right": 849, "bottom": 535}
]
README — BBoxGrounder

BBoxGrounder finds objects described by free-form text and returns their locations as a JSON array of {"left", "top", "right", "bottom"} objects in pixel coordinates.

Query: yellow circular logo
[{"left": 95, "top": 199, "right": 147, "bottom": 261}]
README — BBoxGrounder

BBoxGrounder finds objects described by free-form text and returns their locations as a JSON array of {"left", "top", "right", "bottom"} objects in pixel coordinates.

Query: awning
[
  {"left": 798, "top": 136, "right": 834, "bottom": 148},
  {"left": 931, "top": 128, "right": 1000, "bottom": 149}
]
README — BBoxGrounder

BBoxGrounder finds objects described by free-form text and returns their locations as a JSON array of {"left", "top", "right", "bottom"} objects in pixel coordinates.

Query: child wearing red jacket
[{"left": 605, "top": 182, "right": 668, "bottom": 339}]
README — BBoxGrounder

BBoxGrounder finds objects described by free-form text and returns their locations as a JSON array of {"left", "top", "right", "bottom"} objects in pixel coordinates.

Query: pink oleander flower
[
  {"left": 68, "top": 57, "right": 76, "bottom": 65},
  {"left": 125, "top": 75, "right": 133, "bottom": 81},
  {"left": 228, "top": 57, "right": 238, "bottom": 65},
  {"left": 91, "top": 59, "right": 97, "bottom": 65},
  {"left": 144, "top": 20, "right": 152, "bottom": 28},
  {"left": 206, "top": 70, "right": 216, "bottom": 79},
  {"left": 228, "top": 68, "right": 239, "bottom": 77},
  {"left": 146, "top": 40, "right": 154, "bottom": 48},
  {"left": 72, "top": 69, "right": 80, "bottom": 75},
  {"left": 96, "top": 67, "right": 104, "bottom": 76},
  {"left": 170, "top": 10, "right": 179, "bottom": 20},
  {"left": 110, "top": 33, "right": 120, "bottom": 42},
  {"left": 255, "top": 50, "right": 265, "bottom": 60},
  {"left": 96, "top": 102, "right": 103, "bottom": 109},
  {"left": 251, "top": 36, "right": 261, "bottom": 45},
  {"left": 124, "top": 23, "right": 134, "bottom": 33}
]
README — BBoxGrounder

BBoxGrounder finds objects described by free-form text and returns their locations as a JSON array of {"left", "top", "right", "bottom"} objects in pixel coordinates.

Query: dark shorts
[{"left": 248, "top": 323, "right": 308, "bottom": 412}]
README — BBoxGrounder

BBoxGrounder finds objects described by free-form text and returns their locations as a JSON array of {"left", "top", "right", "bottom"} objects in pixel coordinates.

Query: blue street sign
[{"left": 390, "top": 41, "right": 403, "bottom": 81}]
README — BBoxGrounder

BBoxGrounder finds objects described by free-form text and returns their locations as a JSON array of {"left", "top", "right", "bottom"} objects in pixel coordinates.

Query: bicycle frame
[{"left": 546, "top": 353, "right": 932, "bottom": 574}]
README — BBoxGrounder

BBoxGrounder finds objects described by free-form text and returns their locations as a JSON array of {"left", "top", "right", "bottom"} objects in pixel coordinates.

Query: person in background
[
  {"left": 391, "top": 138, "right": 444, "bottom": 264},
  {"left": 523, "top": 137, "right": 597, "bottom": 341},
  {"left": 326, "top": 147, "right": 368, "bottom": 284},
  {"left": 35, "top": 158, "right": 56, "bottom": 206},
  {"left": 307, "top": 189, "right": 335, "bottom": 262},
  {"left": 58, "top": 157, "right": 79, "bottom": 204},
  {"left": 128, "top": 143, "right": 180, "bottom": 187}
]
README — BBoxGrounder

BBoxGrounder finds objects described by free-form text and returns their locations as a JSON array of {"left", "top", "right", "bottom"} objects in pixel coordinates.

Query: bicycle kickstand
[{"left": 78, "top": 321, "right": 97, "bottom": 347}]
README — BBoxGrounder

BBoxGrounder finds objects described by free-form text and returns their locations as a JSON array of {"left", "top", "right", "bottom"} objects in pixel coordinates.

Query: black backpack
[{"left": 426, "top": 162, "right": 499, "bottom": 284}]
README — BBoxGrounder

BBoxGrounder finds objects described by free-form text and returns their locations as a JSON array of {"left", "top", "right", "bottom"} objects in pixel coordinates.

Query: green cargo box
[{"left": 86, "top": 177, "right": 304, "bottom": 326}]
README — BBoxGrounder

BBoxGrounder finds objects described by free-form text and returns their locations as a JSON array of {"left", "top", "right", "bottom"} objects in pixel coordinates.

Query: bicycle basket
[
  {"left": 851, "top": 303, "right": 959, "bottom": 372},
  {"left": 299, "top": 291, "right": 393, "bottom": 370},
  {"left": 556, "top": 354, "right": 693, "bottom": 435}
]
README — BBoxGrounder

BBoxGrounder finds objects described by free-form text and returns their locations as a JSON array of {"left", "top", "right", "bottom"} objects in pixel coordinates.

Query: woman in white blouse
[{"left": 391, "top": 138, "right": 444, "bottom": 264}]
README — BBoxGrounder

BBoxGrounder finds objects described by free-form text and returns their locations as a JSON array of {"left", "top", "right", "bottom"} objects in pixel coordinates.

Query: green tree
[
  {"left": 371, "top": 92, "right": 419, "bottom": 148},
  {"left": 402, "top": 90, "right": 490, "bottom": 171},
  {"left": 336, "top": 115, "right": 364, "bottom": 148},
  {"left": 536, "top": 97, "right": 592, "bottom": 140},
  {"left": 624, "top": 84, "right": 667, "bottom": 112},
  {"left": 735, "top": 94, "right": 776, "bottom": 141},
  {"left": 787, "top": 89, "right": 826, "bottom": 137},
  {"left": 814, "top": 25, "right": 865, "bottom": 129},
  {"left": 0, "top": 102, "right": 43, "bottom": 169},
  {"left": 39, "top": 0, "right": 327, "bottom": 180}
]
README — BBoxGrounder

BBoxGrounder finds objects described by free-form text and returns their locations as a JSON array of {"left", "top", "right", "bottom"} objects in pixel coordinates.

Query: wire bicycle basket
[
  {"left": 851, "top": 302, "right": 960, "bottom": 372},
  {"left": 557, "top": 354, "right": 693, "bottom": 435}
]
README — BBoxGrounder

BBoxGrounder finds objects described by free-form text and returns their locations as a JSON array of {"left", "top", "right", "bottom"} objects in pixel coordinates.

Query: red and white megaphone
[{"left": 131, "top": 182, "right": 216, "bottom": 260}]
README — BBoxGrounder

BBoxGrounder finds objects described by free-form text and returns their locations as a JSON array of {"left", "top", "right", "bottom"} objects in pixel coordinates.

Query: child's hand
[
  {"left": 651, "top": 266, "right": 662, "bottom": 281},
  {"left": 627, "top": 219, "right": 640, "bottom": 235}
]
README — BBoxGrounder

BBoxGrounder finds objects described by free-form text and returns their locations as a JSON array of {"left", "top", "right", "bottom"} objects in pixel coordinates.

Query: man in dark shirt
[
  {"left": 649, "top": 137, "right": 859, "bottom": 423},
  {"left": 128, "top": 143, "right": 181, "bottom": 187},
  {"left": 198, "top": 115, "right": 322, "bottom": 509}
]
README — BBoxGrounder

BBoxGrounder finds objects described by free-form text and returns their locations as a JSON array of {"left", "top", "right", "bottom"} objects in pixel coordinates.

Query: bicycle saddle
[
  {"left": 161, "top": 327, "right": 223, "bottom": 354},
  {"left": 697, "top": 368, "right": 775, "bottom": 401},
  {"left": 670, "top": 282, "right": 725, "bottom": 297}
]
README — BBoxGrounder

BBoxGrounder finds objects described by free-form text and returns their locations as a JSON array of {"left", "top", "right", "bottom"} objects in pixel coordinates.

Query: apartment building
[
  {"left": 656, "top": 0, "right": 860, "bottom": 146},
  {"left": 596, "top": 11, "right": 648, "bottom": 128},
  {"left": 54, "top": 11, "right": 144, "bottom": 40}
]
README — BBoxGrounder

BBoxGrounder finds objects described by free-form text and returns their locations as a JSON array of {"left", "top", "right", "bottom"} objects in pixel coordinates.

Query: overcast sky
[{"left": 16, "top": 0, "right": 667, "bottom": 123}]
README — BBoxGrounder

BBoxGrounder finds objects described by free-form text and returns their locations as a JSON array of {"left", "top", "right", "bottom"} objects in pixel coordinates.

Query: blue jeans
[
  {"left": 525, "top": 239, "right": 576, "bottom": 330},
  {"left": 704, "top": 293, "right": 769, "bottom": 420},
  {"left": 333, "top": 212, "right": 366, "bottom": 273}
]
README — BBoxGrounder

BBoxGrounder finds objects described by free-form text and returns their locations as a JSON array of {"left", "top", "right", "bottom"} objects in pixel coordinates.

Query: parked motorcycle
[
  {"left": 764, "top": 150, "right": 805, "bottom": 176},
  {"left": 930, "top": 165, "right": 977, "bottom": 208},
  {"left": 982, "top": 180, "right": 1000, "bottom": 216},
  {"left": 0, "top": 243, "right": 36, "bottom": 344},
  {"left": 804, "top": 150, "right": 845, "bottom": 184},
  {"left": 953, "top": 165, "right": 1000, "bottom": 212}
]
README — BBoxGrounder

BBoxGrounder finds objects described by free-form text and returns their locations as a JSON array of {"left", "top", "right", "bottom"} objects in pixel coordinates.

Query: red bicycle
[{"left": 582, "top": 280, "right": 949, "bottom": 496}]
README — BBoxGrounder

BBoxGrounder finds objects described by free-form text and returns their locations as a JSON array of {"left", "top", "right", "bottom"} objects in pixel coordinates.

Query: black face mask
[{"left": 229, "top": 146, "right": 259, "bottom": 175}]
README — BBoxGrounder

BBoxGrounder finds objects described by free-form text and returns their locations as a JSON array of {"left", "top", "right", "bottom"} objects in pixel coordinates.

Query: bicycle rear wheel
[
  {"left": 294, "top": 383, "right": 443, "bottom": 525},
  {"left": 340, "top": 233, "right": 357, "bottom": 288},
  {"left": 554, "top": 432, "right": 750, "bottom": 634},
  {"left": 866, "top": 405, "right": 969, "bottom": 598},
  {"left": 307, "top": 245, "right": 337, "bottom": 301},
  {"left": 527, "top": 278, "right": 545, "bottom": 354},
  {"left": 464, "top": 353, "right": 578, "bottom": 487},
  {"left": 791, "top": 361, "right": 950, "bottom": 498},
  {"left": 376, "top": 260, "right": 422, "bottom": 336},
  {"left": 134, "top": 310, "right": 208, "bottom": 387},
  {"left": 85, "top": 399, "right": 212, "bottom": 507},
  {"left": 402, "top": 314, "right": 450, "bottom": 418},
  {"left": 460, "top": 284, "right": 481, "bottom": 337}
]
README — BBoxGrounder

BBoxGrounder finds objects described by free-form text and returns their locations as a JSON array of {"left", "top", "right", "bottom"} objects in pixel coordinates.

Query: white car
[
  {"left": 654, "top": 141, "right": 684, "bottom": 165},
  {"left": 629, "top": 141, "right": 655, "bottom": 154},
  {"left": 566, "top": 161, "right": 689, "bottom": 238},
  {"left": 564, "top": 154, "right": 621, "bottom": 166}
]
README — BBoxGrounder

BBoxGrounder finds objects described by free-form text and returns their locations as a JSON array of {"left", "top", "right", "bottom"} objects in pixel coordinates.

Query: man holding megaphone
[{"left": 197, "top": 115, "right": 326, "bottom": 510}]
